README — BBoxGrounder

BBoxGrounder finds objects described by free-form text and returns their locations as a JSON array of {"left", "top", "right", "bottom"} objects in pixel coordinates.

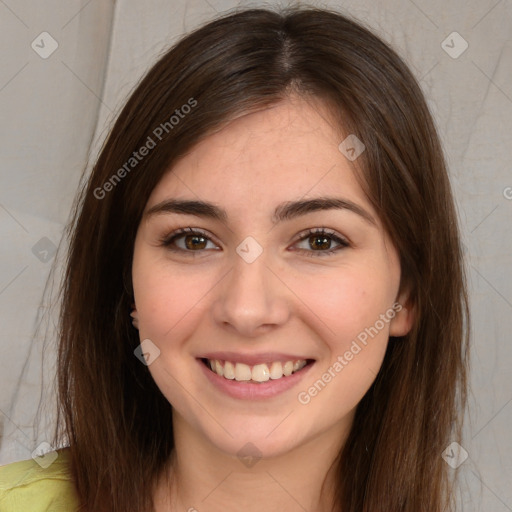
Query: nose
[{"left": 211, "top": 249, "right": 291, "bottom": 338}]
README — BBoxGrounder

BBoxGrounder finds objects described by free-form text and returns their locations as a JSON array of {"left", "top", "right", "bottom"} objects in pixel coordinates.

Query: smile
[
  {"left": 202, "top": 358, "right": 310, "bottom": 383},
  {"left": 197, "top": 351, "right": 316, "bottom": 399}
]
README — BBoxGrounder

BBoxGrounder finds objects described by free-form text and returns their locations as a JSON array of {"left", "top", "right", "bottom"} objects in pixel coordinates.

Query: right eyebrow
[{"left": 145, "top": 199, "right": 228, "bottom": 223}]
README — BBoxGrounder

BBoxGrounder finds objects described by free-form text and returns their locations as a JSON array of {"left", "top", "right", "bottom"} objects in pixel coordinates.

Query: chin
[{"left": 198, "top": 413, "right": 312, "bottom": 461}]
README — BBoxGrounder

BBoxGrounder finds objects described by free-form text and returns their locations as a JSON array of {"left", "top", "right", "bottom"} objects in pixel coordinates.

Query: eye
[
  {"left": 160, "top": 227, "right": 219, "bottom": 255},
  {"left": 291, "top": 228, "right": 349, "bottom": 257}
]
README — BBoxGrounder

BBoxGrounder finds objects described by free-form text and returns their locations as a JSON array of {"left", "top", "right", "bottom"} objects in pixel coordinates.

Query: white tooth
[
  {"left": 223, "top": 361, "right": 235, "bottom": 379},
  {"left": 283, "top": 361, "right": 294, "bottom": 376},
  {"left": 293, "top": 360, "right": 301, "bottom": 372},
  {"left": 252, "top": 364, "right": 270, "bottom": 382},
  {"left": 269, "top": 361, "right": 283, "bottom": 379},
  {"left": 296, "top": 360, "right": 307, "bottom": 371},
  {"left": 234, "top": 362, "right": 252, "bottom": 381},
  {"left": 214, "top": 360, "right": 224, "bottom": 377}
]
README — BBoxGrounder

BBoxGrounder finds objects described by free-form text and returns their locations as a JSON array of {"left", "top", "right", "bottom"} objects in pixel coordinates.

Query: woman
[{"left": 0, "top": 5, "right": 469, "bottom": 511}]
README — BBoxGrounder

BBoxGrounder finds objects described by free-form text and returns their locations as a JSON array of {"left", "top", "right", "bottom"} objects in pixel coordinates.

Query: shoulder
[{"left": 0, "top": 447, "right": 79, "bottom": 511}]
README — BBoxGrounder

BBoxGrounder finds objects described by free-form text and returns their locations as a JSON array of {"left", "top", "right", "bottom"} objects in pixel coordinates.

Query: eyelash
[{"left": 159, "top": 227, "right": 350, "bottom": 258}]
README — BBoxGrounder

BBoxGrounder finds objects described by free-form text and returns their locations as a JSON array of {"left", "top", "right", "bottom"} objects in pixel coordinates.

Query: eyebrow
[{"left": 145, "top": 196, "right": 376, "bottom": 226}]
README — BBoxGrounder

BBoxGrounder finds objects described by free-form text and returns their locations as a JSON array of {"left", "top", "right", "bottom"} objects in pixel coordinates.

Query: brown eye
[
  {"left": 308, "top": 234, "right": 332, "bottom": 251},
  {"left": 183, "top": 234, "right": 208, "bottom": 250},
  {"left": 161, "top": 228, "right": 219, "bottom": 254},
  {"left": 293, "top": 228, "right": 349, "bottom": 257}
]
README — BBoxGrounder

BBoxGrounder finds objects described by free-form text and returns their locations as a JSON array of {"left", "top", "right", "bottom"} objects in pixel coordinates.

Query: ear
[
  {"left": 389, "top": 287, "right": 415, "bottom": 337},
  {"left": 130, "top": 303, "right": 139, "bottom": 330}
]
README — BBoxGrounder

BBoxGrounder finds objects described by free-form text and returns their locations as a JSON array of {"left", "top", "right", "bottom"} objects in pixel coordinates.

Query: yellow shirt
[{"left": 0, "top": 447, "right": 79, "bottom": 511}]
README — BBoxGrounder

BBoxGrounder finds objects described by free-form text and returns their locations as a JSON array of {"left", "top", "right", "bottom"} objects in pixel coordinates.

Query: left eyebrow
[
  {"left": 144, "top": 196, "right": 376, "bottom": 226},
  {"left": 272, "top": 196, "right": 376, "bottom": 226},
  {"left": 145, "top": 199, "right": 228, "bottom": 222}
]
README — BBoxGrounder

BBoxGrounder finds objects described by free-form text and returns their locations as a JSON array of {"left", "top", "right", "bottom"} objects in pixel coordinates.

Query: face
[{"left": 131, "top": 95, "right": 413, "bottom": 459}]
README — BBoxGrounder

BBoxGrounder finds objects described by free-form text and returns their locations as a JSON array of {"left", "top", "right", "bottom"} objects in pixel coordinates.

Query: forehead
[{"left": 145, "top": 96, "right": 374, "bottom": 222}]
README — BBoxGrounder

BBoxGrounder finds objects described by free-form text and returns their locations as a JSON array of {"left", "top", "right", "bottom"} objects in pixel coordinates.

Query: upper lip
[{"left": 198, "top": 351, "right": 315, "bottom": 366}]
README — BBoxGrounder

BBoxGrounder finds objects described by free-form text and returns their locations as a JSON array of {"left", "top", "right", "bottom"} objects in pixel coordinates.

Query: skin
[{"left": 131, "top": 94, "right": 414, "bottom": 511}]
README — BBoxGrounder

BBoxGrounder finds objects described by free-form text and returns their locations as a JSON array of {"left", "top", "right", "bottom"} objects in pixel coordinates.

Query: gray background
[{"left": 0, "top": 0, "right": 511, "bottom": 510}]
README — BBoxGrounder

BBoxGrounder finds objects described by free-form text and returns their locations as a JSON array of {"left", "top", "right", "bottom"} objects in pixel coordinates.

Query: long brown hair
[{"left": 52, "top": 5, "right": 470, "bottom": 511}]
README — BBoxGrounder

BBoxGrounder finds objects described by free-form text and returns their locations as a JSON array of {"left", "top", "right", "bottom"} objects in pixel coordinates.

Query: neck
[{"left": 154, "top": 411, "right": 352, "bottom": 512}]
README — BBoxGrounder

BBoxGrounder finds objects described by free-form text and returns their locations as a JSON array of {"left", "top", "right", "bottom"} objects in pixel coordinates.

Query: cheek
[
  {"left": 132, "top": 243, "right": 216, "bottom": 342},
  {"left": 132, "top": 253, "right": 219, "bottom": 347},
  {"left": 289, "top": 264, "right": 395, "bottom": 350},
  {"left": 293, "top": 269, "right": 393, "bottom": 416},
  {"left": 132, "top": 257, "right": 216, "bottom": 410}
]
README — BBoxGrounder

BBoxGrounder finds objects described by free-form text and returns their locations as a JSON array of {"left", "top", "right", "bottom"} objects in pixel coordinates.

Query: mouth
[{"left": 199, "top": 357, "right": 315, "bottom": 383}]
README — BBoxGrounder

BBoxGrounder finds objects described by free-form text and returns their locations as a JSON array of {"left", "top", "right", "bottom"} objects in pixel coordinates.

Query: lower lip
[{"left": 197, "top": 359, "right": 315, "bottom": 400}]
